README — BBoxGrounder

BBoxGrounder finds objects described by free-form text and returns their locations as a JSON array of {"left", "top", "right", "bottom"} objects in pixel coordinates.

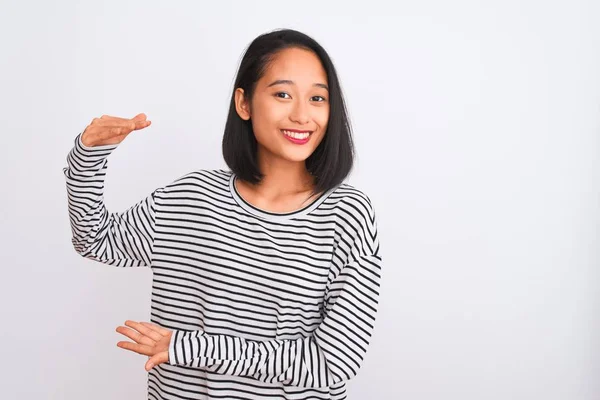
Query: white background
[{"left": 1, "top": 0, "right": 598, "bottom": 399}]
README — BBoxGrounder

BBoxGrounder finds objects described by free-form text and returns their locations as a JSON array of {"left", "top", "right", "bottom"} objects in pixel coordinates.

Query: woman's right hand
[{"left": 81, "top": 113, "right": 152, "bottom": 147}]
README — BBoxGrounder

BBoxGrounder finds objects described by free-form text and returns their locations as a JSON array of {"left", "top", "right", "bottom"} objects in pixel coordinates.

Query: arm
[
  {"left": 168, "top": 209, "right": 383, "bottom": 388},
  {"left": 63, "top": 132, "right": 160, "bottom": 267}
]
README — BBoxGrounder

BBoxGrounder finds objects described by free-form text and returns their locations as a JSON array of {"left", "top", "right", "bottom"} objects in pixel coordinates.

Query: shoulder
[
  {"left": 327, "top": 182, "right": 377, "bottom": 226},
  {"left": 162, "top": 168, "right": 232, "bottom": 190},
  {"left": 327, "top": 182, "right": 381, "bottom": 259},
  {"left": 169, "top": 168, "right": 231, "bottom": 185}
]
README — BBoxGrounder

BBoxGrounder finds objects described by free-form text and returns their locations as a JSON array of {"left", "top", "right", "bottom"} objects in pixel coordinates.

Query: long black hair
[{"left": 222, "top": 28, "right": 354, "bottom": 196}]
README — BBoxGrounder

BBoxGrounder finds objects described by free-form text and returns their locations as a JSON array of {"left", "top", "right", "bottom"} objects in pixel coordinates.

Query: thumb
[
  {"left": 145, "top": 351, "right": 168, "bottom": 371},
  {"left": 132, "top": 113, "right": 147, "bottom": 121}
]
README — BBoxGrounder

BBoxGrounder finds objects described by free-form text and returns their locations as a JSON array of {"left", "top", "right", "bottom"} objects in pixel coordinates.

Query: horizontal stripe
[{"left": 63, "top": 132, "right": 382, "bottom": 399}]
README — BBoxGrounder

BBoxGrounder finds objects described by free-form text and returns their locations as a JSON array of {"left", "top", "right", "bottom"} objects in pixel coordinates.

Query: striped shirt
[{"left": 63, "top": 132, "right": 383, "bottom": 400}]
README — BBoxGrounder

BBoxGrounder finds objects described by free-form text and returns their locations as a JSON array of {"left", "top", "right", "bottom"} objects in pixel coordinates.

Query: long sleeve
[
  {"left": 167, "top": 205, "right": 383, "bottom": 388},
  {"left": 63, "top": 132, "right": 161, "bottom": 267}
]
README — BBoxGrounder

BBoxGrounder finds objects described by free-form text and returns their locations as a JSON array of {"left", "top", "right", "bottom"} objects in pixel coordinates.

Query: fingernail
[{"left": 148, "top": 363, "right": 154, "bottom": 370}]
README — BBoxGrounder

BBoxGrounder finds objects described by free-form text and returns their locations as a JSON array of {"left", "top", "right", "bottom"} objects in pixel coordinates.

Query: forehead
[{"left": 261, "top": 47, "right": 328, "bottom": 85}]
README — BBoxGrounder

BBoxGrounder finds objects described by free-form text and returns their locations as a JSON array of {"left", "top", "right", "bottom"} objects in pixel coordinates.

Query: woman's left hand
[{"left": 116, "top": 320, "right": 173, "bottom": 371}]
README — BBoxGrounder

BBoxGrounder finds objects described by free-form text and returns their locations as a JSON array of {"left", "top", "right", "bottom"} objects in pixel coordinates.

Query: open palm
[{"left": 116, "top": 320, "right": 172, "bottom": 371}]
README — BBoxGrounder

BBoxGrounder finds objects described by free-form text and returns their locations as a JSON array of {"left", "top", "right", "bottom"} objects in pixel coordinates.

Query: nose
[{"left": 289, "top": 101, "right": 310, "bottom": 125}]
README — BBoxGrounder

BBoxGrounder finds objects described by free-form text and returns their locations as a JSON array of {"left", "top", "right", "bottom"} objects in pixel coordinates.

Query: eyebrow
[{"left": 267, "top": 79, "right": 329, "bottom": 91}]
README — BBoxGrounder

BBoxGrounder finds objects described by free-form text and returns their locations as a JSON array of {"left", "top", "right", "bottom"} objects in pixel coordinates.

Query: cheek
[
  {"left": 315, "top": 106, "right": 330, "bottom": 131},
  {"left": 253, "top": 100, "right": 287, "bottom": 132}
]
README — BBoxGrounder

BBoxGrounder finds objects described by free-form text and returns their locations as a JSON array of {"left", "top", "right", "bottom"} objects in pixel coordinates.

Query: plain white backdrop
[{"left": 1, "top": 1, "right": 598, "bottom": 399}]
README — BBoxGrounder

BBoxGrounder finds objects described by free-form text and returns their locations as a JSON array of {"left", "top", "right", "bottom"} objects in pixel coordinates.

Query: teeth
[{"left": 282, "top": 130, "right": 310, "bottom": 140}]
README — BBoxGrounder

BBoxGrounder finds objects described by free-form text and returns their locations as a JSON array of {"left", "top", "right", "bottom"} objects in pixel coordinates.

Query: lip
[
  {"left": 281, "top": 128, "right": 313, "bottom": 133},
  {"left": 280, "top": 129, "right": 312, "bottom": 145}
]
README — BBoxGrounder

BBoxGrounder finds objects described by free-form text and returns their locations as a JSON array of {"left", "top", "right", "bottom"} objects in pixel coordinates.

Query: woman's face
[{"left": 235, "top": 47, "right": 330, "bottom": 164}]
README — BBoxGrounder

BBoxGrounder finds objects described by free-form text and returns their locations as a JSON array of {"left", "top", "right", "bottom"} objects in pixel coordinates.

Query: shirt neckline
[{"left": 229, "top": 173, "right": 335, "bottom": 221}]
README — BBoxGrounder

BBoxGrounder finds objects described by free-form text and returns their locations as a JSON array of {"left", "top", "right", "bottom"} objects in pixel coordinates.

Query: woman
[{"left": 63, "top": 28, "right": 383, "bottom": 400}]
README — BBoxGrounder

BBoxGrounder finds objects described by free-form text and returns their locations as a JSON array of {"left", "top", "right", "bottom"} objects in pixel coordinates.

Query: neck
[{"left": 251, "top": 146, "right": 315, "bottom": 198}]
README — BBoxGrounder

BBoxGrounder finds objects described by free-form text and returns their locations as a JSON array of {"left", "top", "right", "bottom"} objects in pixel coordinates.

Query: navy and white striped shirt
[{"left": 63, "top": 132, "right": 383, "bottom": 400}]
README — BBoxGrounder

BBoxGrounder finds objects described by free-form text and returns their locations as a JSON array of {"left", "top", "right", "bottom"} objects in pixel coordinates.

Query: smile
[{"left": 280, "top": 129, "right": 312, "bottom": 144}]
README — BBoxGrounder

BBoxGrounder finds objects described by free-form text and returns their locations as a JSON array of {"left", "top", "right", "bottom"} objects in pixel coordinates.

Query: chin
[
  {"left": 280, "top": 150, "right": 315, "bottom": 163},
  {"left": 257, "top": 133, "right": 322, "bottom": 163}
]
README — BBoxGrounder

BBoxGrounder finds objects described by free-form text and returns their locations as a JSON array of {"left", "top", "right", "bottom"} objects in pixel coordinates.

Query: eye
[
  {"left": 311, "top": 96, "right": 327, "bottom": 102},
  {"left": 275, "top": 92, "right": 291, "bottom": 99}
]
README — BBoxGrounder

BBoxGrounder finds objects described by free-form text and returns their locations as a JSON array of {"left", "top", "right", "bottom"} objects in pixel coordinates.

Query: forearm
[
  {"left": 63, "top": 132, "right": 156, "bottom": 266},
  {"left": 169, "top": 329, "right": 336, "bottom": 387}
]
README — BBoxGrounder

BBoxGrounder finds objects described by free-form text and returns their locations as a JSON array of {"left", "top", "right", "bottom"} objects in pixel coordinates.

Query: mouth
[{"left": 280, "top": 129, "right": 313, "bottom": 144}]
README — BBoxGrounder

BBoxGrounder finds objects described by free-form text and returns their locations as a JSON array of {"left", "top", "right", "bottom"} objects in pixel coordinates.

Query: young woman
[{"left": 64, "top": 28, "right": 383, "bottom": 400}]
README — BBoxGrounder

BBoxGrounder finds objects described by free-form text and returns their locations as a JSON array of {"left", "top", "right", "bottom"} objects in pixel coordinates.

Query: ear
[{"left": 234, "top": 88, "right": 251, "bottom": 121}]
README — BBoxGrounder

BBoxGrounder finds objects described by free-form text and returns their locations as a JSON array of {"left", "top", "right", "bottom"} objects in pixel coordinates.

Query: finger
[
  {"left": 146, "top": 351, "right": 169, "bottom": 371},
  {"left": 116, "top": 326, "right": 156, "bottom": 346},
  {"left": 100, "top": 114, "right": 129, "bottom": 121},
  {"left": 91, "top": 117, "right": 150, "bottom": 133},
  {"left": 98, "top": 119, "right": 150, "bottom": 132},
  {"left": 125, "top": 320, "right": 163, "bottom": 342},
  {"left": 131, "top": 113, "right": 147, "bottom": 121},
  {"left": 140, "top": 322, "right": 171, "bottom": 336},
  {"left": 99, "top": 113, "right": 146, "bottom": 122},
  {"left": 132, "top": 119, "right": 151, "bottom": 130},
  {"left": 108, "top": 119, "right": 150, "bottom": 131},
  {"left": 114, "top": 120, "right": 137, "bottom": 131},
  {"left": 91, "top": 119, "right": 135, "bottom": 130},
  {"left": 116, "top": 340, "right": 155, "bottom": 356}
]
